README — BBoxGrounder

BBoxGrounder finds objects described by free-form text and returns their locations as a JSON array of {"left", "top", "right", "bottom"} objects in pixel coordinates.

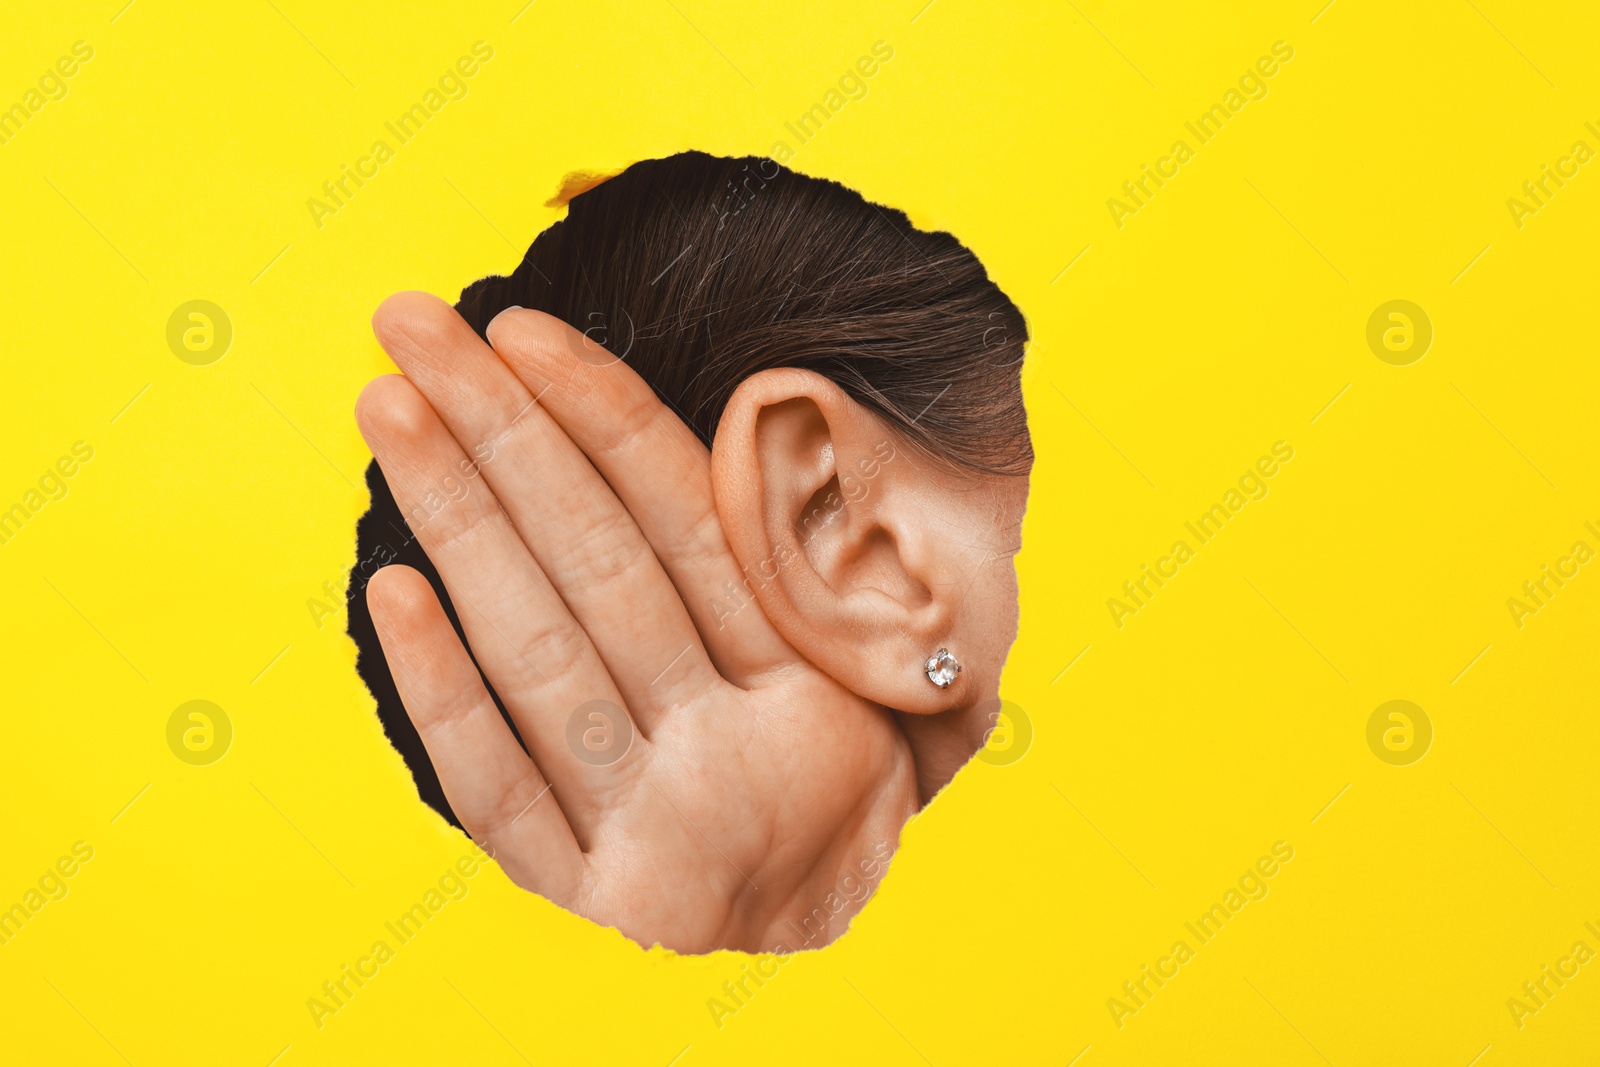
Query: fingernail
[{"left": 486, "top": 305, "right": 524, "bottom": 336}]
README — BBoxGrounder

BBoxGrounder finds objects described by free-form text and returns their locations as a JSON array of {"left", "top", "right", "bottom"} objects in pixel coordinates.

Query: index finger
[{"left": 485, "top": 308, "right": 796, "bottom": 683}]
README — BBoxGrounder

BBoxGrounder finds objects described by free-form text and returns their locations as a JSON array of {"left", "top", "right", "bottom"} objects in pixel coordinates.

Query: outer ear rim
[{"left": 710, "top": 368, "right": 847, "bottom": 636}]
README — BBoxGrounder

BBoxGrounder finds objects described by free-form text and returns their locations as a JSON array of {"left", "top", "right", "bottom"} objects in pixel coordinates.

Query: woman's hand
[{"left": 357, "top": 293, "right": 918, "bottom": 953}]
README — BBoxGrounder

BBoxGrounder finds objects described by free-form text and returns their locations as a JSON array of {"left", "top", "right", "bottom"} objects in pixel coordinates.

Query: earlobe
[{"left": 711, "top": 369, "right": 985, "bottom": 715}]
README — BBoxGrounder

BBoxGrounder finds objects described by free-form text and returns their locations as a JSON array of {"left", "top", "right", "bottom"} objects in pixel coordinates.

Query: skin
[{"left": 357, "top": 292, "right": 1027, "bottom": 953}]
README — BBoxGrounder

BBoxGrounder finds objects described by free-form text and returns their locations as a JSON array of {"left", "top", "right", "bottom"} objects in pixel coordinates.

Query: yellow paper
[{"left": 2, "top": 1, "right": 1596, "bottom": 1063}]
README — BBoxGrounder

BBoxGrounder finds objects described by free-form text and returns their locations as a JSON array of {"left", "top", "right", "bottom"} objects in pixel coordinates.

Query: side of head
[{"left": 453, "top": 151, "right": 1033, "bottom": 718}]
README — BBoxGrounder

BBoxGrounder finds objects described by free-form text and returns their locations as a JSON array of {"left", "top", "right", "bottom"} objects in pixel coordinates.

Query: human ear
[{"left": 710, "top": 368, "right": 1025, "bottom": 715}]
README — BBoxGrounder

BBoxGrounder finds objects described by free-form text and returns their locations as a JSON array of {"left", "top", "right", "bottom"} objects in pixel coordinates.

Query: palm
[
  {"left": 359, "top": 293, "right": 917, "bottom": 953},
  {"left": 574, "top": 675, "right": 914, "bottom": 952}
]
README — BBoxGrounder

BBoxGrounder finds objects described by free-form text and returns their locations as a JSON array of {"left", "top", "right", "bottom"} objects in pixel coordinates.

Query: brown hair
[
  {"left": 351, "top": 151, "right": 1030, "bottom": 826},
  {"left": 456, "top": 151, "right": 1032, "bottom": 476}
]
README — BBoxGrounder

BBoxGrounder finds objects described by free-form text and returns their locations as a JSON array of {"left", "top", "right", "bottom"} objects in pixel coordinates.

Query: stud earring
[{"left": 925, "top": 648, "right": 961, "bottom": 688}]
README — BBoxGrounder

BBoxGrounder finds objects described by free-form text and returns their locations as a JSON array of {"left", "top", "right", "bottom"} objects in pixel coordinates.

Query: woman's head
[
  {"left": 455, "top": 151, "right": 1032, "bottom": 477},
  {"left": 351, "top": 152, "right": 1033, "bottom": 826},
  {"left": 459, "top": 152, "right": 1033, "bottom": 720}
]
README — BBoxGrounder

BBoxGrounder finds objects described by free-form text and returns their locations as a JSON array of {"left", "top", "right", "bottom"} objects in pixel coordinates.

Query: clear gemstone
[{"left": 925, "top": 648, "right": 960, "bottom": 688}]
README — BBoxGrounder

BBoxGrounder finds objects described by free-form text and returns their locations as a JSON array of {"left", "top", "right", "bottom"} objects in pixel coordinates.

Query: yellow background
[{"left": 2, "top": 0, "right": 1597, "bottom": 1063}]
